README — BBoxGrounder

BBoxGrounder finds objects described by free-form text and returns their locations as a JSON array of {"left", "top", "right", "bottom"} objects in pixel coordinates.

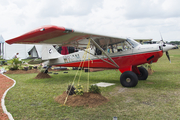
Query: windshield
[{"left": 126, "top": 38, "right": 140, "bottom": 48}]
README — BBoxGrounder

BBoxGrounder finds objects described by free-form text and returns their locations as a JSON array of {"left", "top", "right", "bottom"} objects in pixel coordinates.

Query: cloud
[
  {"left": 124, "top": 0, "right": 180, "bottom": 19},
  {"left": 0, "top": 0, "right": 180, "bottom": 41},
  {"left": 49, "top": 0, "right": 180, "bottom": 41},
  {"left": 0, "top": 0, "right": 10, "bottom": 6},
  {"left": 11, "top": 0, "right": 28, "bottom": 8},
  {"left": 38, "top": 0, "right": 103, "bottom": 18}
]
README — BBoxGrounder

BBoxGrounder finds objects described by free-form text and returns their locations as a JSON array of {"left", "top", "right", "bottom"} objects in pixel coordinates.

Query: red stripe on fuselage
[{"left": 55, "top": 50, "right": 163, "bottom": 72}]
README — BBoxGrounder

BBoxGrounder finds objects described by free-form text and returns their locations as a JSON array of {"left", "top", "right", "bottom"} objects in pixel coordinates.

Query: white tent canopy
[
  {"left": 27, "top": 45, "right": 42, "bottom": 58},
  {"left": 0, "top": 35, "right": 42, "bottom": 60},
  {"left": 4, "top": 44, "right": 42, "bottom": 60}
]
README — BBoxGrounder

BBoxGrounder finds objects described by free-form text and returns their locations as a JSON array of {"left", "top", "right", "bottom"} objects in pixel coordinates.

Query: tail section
[{"left": 41, "top": 45, "right": 62, "bottom": 60}]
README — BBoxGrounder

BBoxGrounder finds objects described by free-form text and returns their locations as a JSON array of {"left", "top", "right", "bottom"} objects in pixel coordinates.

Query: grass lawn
[{"left": 5, "top": 49, "right": 180, "bottom": 120}]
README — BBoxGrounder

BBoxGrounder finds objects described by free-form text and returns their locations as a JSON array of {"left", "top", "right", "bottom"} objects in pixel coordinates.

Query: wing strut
[
  {"left": 82, "top": 49, "right": 118, "bottom": 68},
  {"left": 90, "top": 38, "right": 119, "bottom": 68}
]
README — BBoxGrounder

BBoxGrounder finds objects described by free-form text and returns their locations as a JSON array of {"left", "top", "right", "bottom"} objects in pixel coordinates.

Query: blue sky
[{"left": 0, "top": 0, "right": 180, "bottom": 41}]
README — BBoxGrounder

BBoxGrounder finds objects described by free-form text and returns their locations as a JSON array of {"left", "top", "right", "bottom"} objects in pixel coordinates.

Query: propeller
[
  {"left": 159, "top": 32, "right": 171, "bottom": 63},
  {"left": 159, "top": 32, "right": 166, "bottom": 46},
  {"left": 165, "top": 51, "right": 171, "bottom": 63}
]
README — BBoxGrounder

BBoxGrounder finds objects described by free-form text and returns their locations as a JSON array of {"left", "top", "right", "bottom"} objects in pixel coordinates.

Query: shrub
[
  {"left": 89, "top": 85, "right": 101, "bottom": 94},
  {"left": 75, "top": 84, "right": 84, "bottom": 95},
  {"left": 38, "top": 65, "right": 42, "bottom": 70},
  {"left": 0, "top": 56, "right": 7, "bottom": 65},
  {"left": 7, "top": 58, "right": 22, "bottom": 70},
  {"left": 0, "top": 60, "right": 7, "bottom": 65},
  {"left": 40, "top": 69, "right": 45, "bottom": 73},
  {"left": 29, "top": 65, "right": 33, "bottom": 70},
  {"left": 19, "top": 66, "right": 24, "bottom": 70},
  {"left": 3, "top": 62, "right": 7, "bottom": 65},
  {"left": 6, "top": 65, "right": 12, "bottom": 70}
]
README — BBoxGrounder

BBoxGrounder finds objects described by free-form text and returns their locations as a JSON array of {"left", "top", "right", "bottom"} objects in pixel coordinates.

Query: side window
[
  {"left": 123, "top": 41, "right": 132, "bottom": 50},
  {"left": 107, "top": 45, "right": 118, "bottom": 53},
  {"left": 117, "top": 43, "right": 123, "bottom": 52},
  {"left": 93, "top": 39, "right": 134, "bottom": 55}
]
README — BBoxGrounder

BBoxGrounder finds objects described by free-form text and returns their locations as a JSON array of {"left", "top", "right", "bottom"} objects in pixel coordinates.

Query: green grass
[{"left": 5, "top": 49, "right": 180, "bottom": 120}]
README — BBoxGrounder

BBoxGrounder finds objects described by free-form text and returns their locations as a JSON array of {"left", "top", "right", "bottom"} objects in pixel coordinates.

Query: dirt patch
[
  {"left": 0, "top": 74, "right": 14, "bottom": 120},
  {"left": 148, "top": 69, "right": 154, "bottom": 75},
  {"left": 55, "top": 91, "right": 109, "bottom": 108},
  {"left": 49, "top": 68, "right": 69, "bottom": 72},
  {"left": 146, "top": 82, "right": 154, "bottom": 84},
  {"left": 5, "top": 69, "right": 40, "bottom": 74},
  {"left": 4, "top": 68, "right": 68, "bottom": 74},
  {"left": 34, "top": 72, "right": 51, "bottom": 79},
  {"left": 5, "top": 69, "right": 52, "bottom": 79}
]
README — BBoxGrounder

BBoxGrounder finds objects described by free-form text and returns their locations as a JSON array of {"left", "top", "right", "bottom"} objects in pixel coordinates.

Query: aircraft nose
[{"left": 163, "top": 44, "right": 176, "bottom": 52}]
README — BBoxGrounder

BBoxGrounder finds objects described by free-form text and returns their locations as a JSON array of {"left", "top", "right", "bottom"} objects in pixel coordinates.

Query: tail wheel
[
  {"left": 120, "top": 71, "right": 138, "bottom": 87},
  {"left": 137, "top": 67, "right": 148, "bottom": 80}
]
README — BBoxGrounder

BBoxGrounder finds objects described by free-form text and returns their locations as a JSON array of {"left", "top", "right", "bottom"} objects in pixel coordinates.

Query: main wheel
[
  {"left": 120, "top": 71, "right": 138, "bottom": 87},
  {"left": 137, "top": 67, "right": 148, "bottom": 80}
]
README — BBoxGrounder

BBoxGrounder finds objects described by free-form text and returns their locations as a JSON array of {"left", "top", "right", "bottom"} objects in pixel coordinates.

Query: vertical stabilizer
[{"left": 41, "top": 45, "right": 62, "bottom": 60}]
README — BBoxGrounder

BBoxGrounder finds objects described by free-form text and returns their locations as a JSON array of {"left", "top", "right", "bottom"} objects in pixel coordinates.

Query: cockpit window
[
  {"left": 93, "top": 38, "right": 140, "bottom": 55},
  {"left": 126, "top": 38, "right": 140, "bottom": 48}
]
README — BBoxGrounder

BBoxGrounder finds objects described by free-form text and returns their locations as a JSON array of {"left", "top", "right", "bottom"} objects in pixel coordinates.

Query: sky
[{"left": 0, "top": 0, "right": 180, "bottom": 42}]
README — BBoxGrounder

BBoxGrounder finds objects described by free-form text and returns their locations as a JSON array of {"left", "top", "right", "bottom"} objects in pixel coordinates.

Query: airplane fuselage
[{"left": 46, "top": 44, "right": 163, "bottom": 74}]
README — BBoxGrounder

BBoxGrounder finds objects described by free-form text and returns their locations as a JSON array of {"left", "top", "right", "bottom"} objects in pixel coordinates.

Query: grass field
[{"left": 5, "top": 49, "right": 180, "bottom": 120}]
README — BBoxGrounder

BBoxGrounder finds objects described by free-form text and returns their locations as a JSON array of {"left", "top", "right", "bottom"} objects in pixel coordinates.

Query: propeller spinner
[{"left": 158, "top": 32, "right": 175, "bottom": 63}]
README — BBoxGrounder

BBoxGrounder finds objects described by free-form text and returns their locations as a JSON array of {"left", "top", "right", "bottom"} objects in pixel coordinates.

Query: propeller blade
[
  {"left": 159, "top": 31, "right": 163, "bottom": 41},
  {"left": 159, "top": 31, "right": 166, "bottom": 45},
  {"left": 166, "top": 51, "right": 171, "bottom": 63}
]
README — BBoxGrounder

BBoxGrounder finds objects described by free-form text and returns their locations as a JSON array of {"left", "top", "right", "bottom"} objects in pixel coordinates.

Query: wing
[
  {"left": 6, "top": 25, "right": 126, "bottom": 48},
  {"left": 6, "top": 25, "right": 131, "bottom": 69}
]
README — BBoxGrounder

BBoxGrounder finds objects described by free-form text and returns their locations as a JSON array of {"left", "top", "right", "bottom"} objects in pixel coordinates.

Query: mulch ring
[
  {"left": 4, "top": 68, "right": 68, "bottom": 74},
  {"left": 0, "top": 74, "right": 14, "bottom": 120},
  {"left": 48, "top": 68, "right": 69, "bottom": 72},
  {"left": 5, "top": 70, "right": 52, "bottom": 79},
  {"left": 34, "top": 72, "right": 51, "bottom": 79},
  {"left": 55, "top": 91, "right": 109, "bottom": 108}
]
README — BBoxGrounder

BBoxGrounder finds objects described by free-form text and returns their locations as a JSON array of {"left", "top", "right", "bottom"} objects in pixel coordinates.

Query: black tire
[
  {"left": 137, "top": 67, "right": 148, "bottom": 80},
  {"left": 120, "top": 71, "right": 138, "bottom": 87}
]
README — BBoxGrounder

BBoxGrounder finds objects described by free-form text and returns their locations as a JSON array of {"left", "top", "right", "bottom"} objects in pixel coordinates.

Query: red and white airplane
[{"left": 6, "top": 25, "right": 175, "bottom": 87}]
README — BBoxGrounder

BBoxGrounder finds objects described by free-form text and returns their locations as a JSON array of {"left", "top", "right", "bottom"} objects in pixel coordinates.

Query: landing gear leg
[
  {"left": 44, "top": 66, "right": 50, "bottom": 74},
  {"left": 120, "top": 71, "right": 138, "bottom": 87},
  {"left": 44, "top": 69, "right": 48, "bottom": 74}
]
